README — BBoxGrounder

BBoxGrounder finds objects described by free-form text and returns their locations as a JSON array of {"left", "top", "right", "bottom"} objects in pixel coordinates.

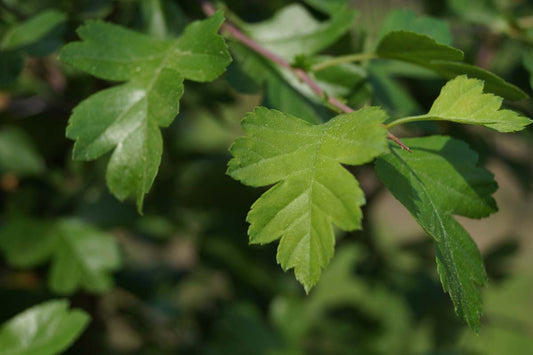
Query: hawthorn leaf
[
  {"left": 227, "top": 107, "right": 388, "bottom": 291},
  {"left": 376, "top": 31, "right": 464, "bottom": 64},
  {"left": 375, "top": 135, "right": 497, "bottom": 331},
  {"left": 378, "top": 9, "right": 453, "bottom": 45},
  {"left": 60, "top": 12, "right": 231, "bottom": 211},
  {"left": 427, "top": 60, "right": 528, "bottom": 101},
  {"left": 388, "top": 76, "right": 532, "bottom": 131},
  {"left": 0, "top": 218, "right": 121, "bottom": 295},
  {"left": 243, "top": 4, "right": 357, "bottom": 60},
  {"left": 0, "top": 300, "right": 90, "bottom": 355}
]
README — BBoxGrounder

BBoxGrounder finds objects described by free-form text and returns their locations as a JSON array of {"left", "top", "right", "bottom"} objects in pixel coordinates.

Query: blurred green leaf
[
  {"left": 0, "top": 300, "right": 90, "bottom": 355},
  {"left": 228, "top": 107, "right": 387, "bottom": 291},
  {"left": 378, "top": 9, "right": 453, "bottom": 45},
  {"left": 376, "top": 136, "right": 498, "bottom": 331},
  {"left": 0, "top": 127, "right": 45, "bottom": 176},
  {"left": 0, "top": 218, "right": 121, "bottom": 295},
  {"left": 1, "top": 10, "right": 66, "bottom": 51},
  {"left": 243, "top": 3, "right": 357, "bottom": 60},
  {"left": 61, "top": 12, "right": 231, "bottom": 211}
]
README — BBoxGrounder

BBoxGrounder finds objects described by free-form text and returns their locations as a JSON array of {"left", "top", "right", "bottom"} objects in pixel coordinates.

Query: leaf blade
[{"left": 228, "top": 107, "right": 388, "bottom": 290}]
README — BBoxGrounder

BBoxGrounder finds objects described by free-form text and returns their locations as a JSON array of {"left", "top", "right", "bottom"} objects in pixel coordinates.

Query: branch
[{"left": 200, "top": 1, "right": 410, "bottom": 152}]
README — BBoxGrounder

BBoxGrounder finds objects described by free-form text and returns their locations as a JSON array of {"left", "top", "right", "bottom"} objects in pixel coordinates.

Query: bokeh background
[{"left": 0, "top": 0, "right": 532, "bottom": 354}]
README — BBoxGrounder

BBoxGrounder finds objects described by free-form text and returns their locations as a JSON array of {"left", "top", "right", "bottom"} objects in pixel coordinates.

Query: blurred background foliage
[{"left": 0, "top": 0, "right": 532, "bottom": 354}]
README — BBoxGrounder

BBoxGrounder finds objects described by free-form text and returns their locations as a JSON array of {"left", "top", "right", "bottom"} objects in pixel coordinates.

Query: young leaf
[
  {"left": 388, "top": 75, "right": 531, "bottom": 131},
  {"left": 375, "top": 135, "right": 498, "bottom": 331},
  {"left": 0, "top": 218, "right": 121, "bottom": 294},
  {"left": 242, "top": 4, "right": 357, "bottom": 60},
  {"left": 227, "top": 107, "right": 388, "bottom": 291},
  {"left": 0, "top": 300, "right": 89, "bottom": 355},
  {"left": 61, "top": 12, "right": 231, "bottom": 211}
]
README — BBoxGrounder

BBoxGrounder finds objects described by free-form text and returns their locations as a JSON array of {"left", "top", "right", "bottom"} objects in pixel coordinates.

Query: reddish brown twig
[{"left": 200, "top": 1, "right": 410, "bottom": 152}]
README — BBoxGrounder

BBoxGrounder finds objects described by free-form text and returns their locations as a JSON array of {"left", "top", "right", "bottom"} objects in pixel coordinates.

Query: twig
[{"left": 200, "top": 1, "right": 410, "bottom": 152}]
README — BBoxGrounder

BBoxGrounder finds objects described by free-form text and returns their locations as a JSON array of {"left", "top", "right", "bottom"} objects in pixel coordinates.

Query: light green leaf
[
  {"left": 227, "top": 107, "right": 388, "bottom": 291},
  {"left": 375, "top": 135, "right": 497, "bottom": 331},
  {"left": 377, "top": 9, "right": 453, "bottom": 45},
  {"left": 427, "top": 60, "right": 528, "bottom": 101},
  {"left": 376, "top": 31, "right": 463, "bottom": 64},
  {"left": 61, "top": 12, "right": 231, "bottom": 211},
  {"left": 0, "top": 300, "right": 90, "bottom": 355},
  {"left": 1, "top": 10, "right": 66, "bottom": 51},
  {"left": 243, "top": 4, "right": 357, "bottom": 60},
  {"left": 388, "top": 76, "right": 531, "bottom": 132},
  {"left": 0, "top": 218, "right": 121, "bottom": 295},
  {"left": 302, "top": 0, "right": 350, "bottom": 15},
  {"left": 0, "top": 127, "right": 45, "bottom": 176}
]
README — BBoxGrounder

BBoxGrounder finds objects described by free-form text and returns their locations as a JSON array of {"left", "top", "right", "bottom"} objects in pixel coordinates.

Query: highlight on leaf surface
[
  {"left": 388, "top": 75, "right": 532, "bottom": 131},
  {"left": 60, "top": 11, "right": 231, "bottom": 212},
  {"left": 227, "top": 107, "right": 388, "bottom": 291},
  {"left": 0, "top": 300, "right": 89, "bottom": 355},
  {"left": 376, "top": 135, "right": 498, "bottom": 331}
]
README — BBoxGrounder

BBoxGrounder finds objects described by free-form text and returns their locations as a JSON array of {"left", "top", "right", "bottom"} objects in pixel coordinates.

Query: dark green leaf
[
  {"left": 377, "top": 9, "right": 453, "bottom": 45},
  {"left": 376, "top": 31, "right": 463, "bottom": 64},
  {"left": 376, "top": 135, "right": 497, "bottom": 331}
]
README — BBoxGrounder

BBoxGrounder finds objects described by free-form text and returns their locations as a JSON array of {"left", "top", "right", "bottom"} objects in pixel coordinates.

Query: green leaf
[
  {"left": 378, "top": 9, "right": 453, "bottom": 45},
  {"left": 0, "top": 127, "right": 45, "bottom": 176},
  {"left": 243, "top": 4, "right": 357, "bottom": 60},
  {"left": 375, "top": 31, "right": 528, "bottom": 100},
  {"left": 227, "top": 107, "right": 388, "bottom": 291},
  {"left": 388, "top": 76, "right": 532, "bottom": 132},
  {"left": 376, "top": 31, "right": 464, "bottom": 64},
  {"left": 0, "top": 219, "right": 121, "bottom": 294},
  {"left": 229, "top": 42, "right": 326, "bottom": 124},
  {"left": 1, "top": 10, "right": 66, "bottom": 51},
  {"left": 61, "top": 12, "right": 231, "bottom": 211},
  {"left": 375, "top": 135, "right": 497, "bottom": 331},
  {"left": 0, "top": 300, "right": 90, "bottom": 355},
  {"left": 427, "top": 60, "right": 528, "bottom": 101}
]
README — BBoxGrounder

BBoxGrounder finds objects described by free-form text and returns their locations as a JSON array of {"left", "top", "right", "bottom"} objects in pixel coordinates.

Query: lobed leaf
[
  {"left": 0, "top": 300, "right": 89, "bottom": 355},
  {"left": 0, "top": 218, "right": 121, "bottom": 295},
  {"left": 61, "top": 12, "right": 231, "bottom": 211},
  {"left": 375, "top": 135, "right": 498, "bottom": 331},
  {"left": 388, "top": 76, "right": 531, "bottom": 131},
  {"left": 228, "top": 107, "right": 388, "bottom": 291}
]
